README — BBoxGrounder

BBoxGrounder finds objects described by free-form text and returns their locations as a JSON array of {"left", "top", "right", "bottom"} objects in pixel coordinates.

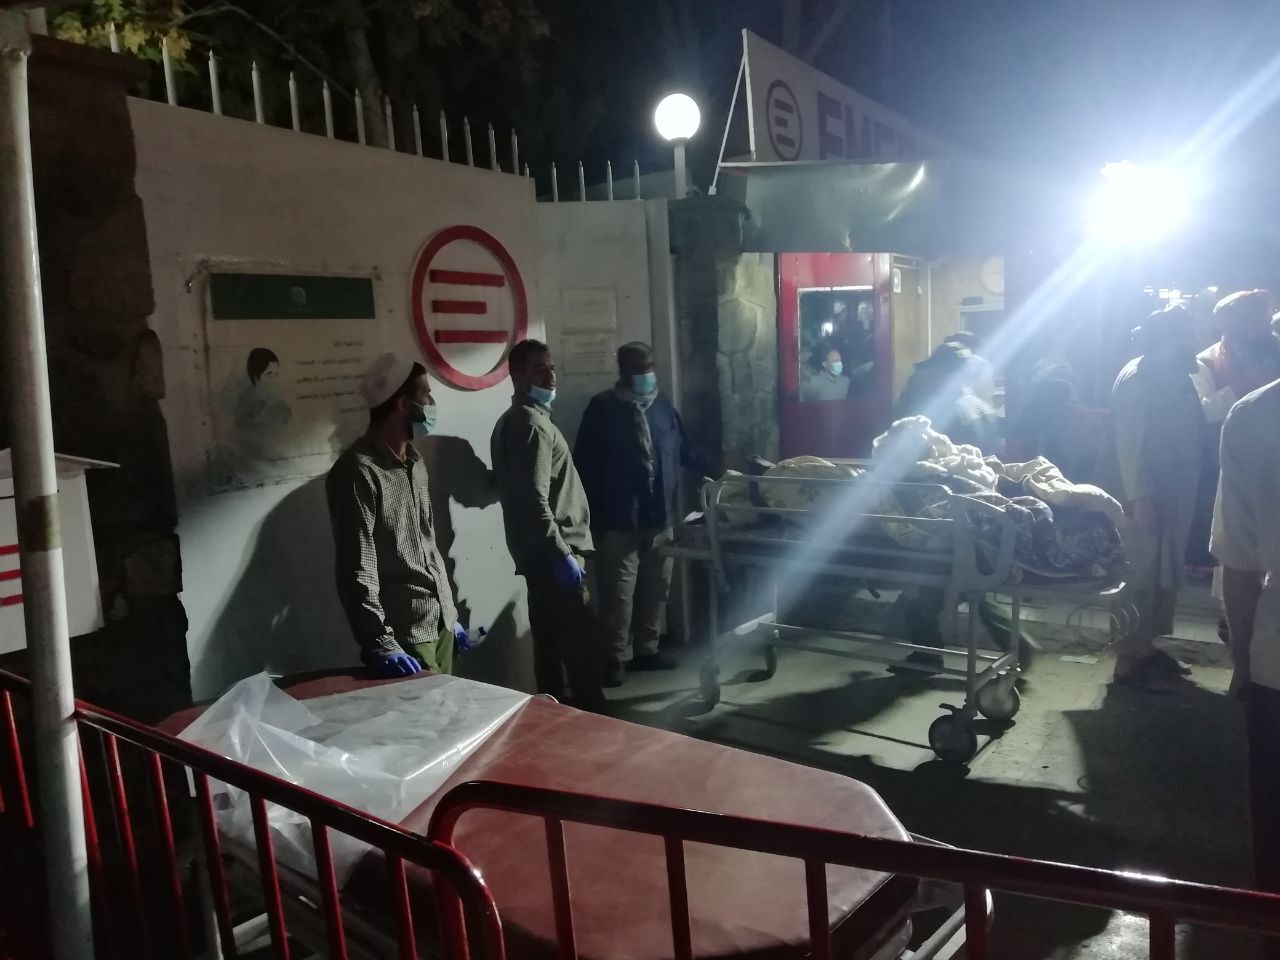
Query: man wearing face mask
[
  {"left": 801, "top": 346, "right": 852, "bottom": 402},
  {"left": 575, "top": 342, "right": 707, "bottom": 686},
  {"left": 491, "top": 339, "right": 605, "bottom": 710},
  {"left": 1096, "top": 305, "right": 1204, "bottom": 689},
  {"left": 325, "top": 353, "right": 472, "bottom": 678}
]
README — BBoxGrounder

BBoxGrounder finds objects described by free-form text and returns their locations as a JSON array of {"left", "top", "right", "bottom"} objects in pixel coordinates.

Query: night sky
[{"left": 542, "top": 0, "right": 1280, "bottom": 180}]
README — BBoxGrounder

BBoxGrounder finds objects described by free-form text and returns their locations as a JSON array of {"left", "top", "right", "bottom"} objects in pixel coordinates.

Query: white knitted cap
[{"left": 359, "top": 353, "right": 416, "bottom": 409}]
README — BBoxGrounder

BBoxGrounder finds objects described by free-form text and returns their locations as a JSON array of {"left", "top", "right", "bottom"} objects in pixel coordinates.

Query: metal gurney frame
[{"left": 666, "top": 468, "right": 1127, "bottom": 763}]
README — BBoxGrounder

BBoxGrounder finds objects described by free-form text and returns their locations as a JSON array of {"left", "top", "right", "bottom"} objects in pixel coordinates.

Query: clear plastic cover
[{"left": 178, "top": 672, "right": 530, "bottom": 883}]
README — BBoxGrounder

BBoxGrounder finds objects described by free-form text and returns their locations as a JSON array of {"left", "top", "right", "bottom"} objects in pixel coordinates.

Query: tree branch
[{"left": 170, "top": 2, "right": 354, "bottom": 100}]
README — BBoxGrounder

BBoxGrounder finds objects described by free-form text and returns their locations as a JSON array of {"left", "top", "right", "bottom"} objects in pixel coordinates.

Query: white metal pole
[
  {"left": 384, "top": 96, "right": 395, "bottom": 149},
  {"left": 207, "top": 51, "right": 222, "bottom": 115},
  {"left": 251, "top": 61, "right": 264, "bottom": 124},
  {"left": 0, "top": 14, "right": 94, "bottom": 960},
  {"left": 673, "top": 140, "right": 687, "bottom": 199},
  {"left": 160, "top": 36, "right": 176, "bottom": 105},
  {"left": 634, "top": 159, "right": 641, "bottom": 199},
  {"left": 510, "top": 129, "right": 519, "bottom": 175},
  {"left": 577, "top": 161, "right": 586, "bottom": 201},
  {"left": 463, "top": 117, "right": 474, "bottom": 166},
  {"left": 288, "top": 72, "right": 300, "bottom": 131},
  {"left": 550, "top": 162, "right": 559, "bottom": 202},
  {"left": 322, "top": 81, "right": 334, "bottom": 137},
  {"left": 439, "top": 110, "right": 449, "bottom": 161},
  {"left": 412, "top": 104, "right": 423, "bottom": 156},
  {"left": 354, "top": 89, "right": 366, "bottom": 144},
  {"left": 487, "top": 123, "right": 497, "bottom": 171},
  {"left": 606, "top": 161, "right": 614, "bottom": 201}
]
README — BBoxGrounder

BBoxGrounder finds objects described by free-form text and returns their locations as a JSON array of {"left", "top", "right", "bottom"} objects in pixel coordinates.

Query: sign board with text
[
  {"left": 0, "top": 451, "right": 112, "bottom": 654},
  {"left": 204, "top": 271, "right": 380, "bottom": 491},
  {"left": 742, "top": 29, "right": 948, "bottom": 163}
]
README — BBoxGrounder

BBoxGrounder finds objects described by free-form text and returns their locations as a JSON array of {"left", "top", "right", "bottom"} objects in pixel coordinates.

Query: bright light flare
[
  {"left": 654, "top": 93, "right": 701, "bottom": 142},
  {"left": 1084, "top": 161, "right": 1190, "bottom": 245}
]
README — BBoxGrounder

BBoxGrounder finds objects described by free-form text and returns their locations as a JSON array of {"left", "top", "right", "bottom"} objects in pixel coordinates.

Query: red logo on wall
[
  {"left": 0, "top": 544, "right": 21, "bottom": 609},
  {"left": 410, "top": 225, "right": 529, "bottom": 391}
]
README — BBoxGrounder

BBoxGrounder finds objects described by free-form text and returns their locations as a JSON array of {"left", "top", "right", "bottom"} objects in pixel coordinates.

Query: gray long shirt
[
  {"left": 325, "top": 435, "right": 457, "bottom": 657},
  {"left": 491, "top": 396, "right": 593, "bottom": 575}
]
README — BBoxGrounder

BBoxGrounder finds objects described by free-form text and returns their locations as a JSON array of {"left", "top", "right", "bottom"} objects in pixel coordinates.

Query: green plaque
[{"left": 209, "top": 273, "right": 376, "bottom": 321}]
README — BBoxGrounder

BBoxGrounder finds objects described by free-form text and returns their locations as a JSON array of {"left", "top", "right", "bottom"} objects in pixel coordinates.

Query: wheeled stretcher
[
  {"left": 164, "top": 671, "right": 983, "bottom": 960},
  {"left": 666, "top": 468, "right": 1128, "bottom": 763}
]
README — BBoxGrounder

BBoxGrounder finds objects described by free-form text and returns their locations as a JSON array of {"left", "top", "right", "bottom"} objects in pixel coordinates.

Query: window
[{"left": 798, "top": 288, "right": 875, "bottom": 402}]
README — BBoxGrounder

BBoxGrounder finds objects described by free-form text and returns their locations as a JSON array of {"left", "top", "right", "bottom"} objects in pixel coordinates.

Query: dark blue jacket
[{"left": 574, "top": 390, "right": 698, "bottom": 532}]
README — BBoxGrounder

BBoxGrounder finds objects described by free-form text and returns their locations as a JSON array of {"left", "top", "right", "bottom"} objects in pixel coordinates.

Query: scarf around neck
[{"left": 613, "top": 382, "right": 658, "bottom": 491}]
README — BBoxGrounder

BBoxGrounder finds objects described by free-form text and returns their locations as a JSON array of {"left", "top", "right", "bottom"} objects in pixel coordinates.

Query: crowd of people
[{"left": 324, "top": 339, "right": 700, "bottom": 714}]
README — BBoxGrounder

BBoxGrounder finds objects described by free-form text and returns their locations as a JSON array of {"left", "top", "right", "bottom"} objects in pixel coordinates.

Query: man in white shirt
[
  {"left": 1190, "top": 292, "right": 1279, "bottom": 577},
  {"left": 1212, "top": 378, "right": 1280, "bottom": 899}
]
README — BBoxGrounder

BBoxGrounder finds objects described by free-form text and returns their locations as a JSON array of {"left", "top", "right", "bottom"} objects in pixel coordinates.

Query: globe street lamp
[{"left": 654, "top": 93, "right": 700, "bottom": 199}]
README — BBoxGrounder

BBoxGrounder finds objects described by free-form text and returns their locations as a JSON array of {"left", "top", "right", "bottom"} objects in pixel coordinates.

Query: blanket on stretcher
[{"left": 717, "top": 417, "right": 1126, "bottom": 585}]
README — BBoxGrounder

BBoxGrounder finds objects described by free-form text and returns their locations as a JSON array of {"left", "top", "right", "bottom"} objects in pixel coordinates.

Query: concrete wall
[
  {"left": 129, "top": 99, "right": 665, "bottom": 698},
  {"left": 928, "top": 256, "right": 1005, "bottom": 346},
  {"left": 0, "top": 40, "right": 190, "bottom": 721},
  {"left": 535, "top": 202, "right": 655, "bottom": 445},
  {"left": 672, "top": 198, "right": 779, "bottom": 469},
  {"left": 130, "top": 99, "right": 549, "bottom": 698}
]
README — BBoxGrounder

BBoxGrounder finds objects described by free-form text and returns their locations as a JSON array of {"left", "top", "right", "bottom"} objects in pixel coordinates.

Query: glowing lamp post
[{"left": 654, "top": 93, "right": 700, "bottom": 199}]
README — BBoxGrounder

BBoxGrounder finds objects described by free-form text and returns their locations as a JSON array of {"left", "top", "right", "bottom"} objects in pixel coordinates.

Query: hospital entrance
[{"left": 0, "top": 25, "right": 1266, "bottom": 960}]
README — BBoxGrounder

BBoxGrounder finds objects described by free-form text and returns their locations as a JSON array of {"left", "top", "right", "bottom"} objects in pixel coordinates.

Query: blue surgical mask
[
  {"left": 527, "top": 384, "right": 556, "bottom": 408},
  {"left": 829, "top": 361, "right": 844, "bottom": 376},
  {"left": 412, "top": 405, "right": 438, "bottom": 438},
  {"left": 631, "top": 371, "right": 658, "bottom": 395}
]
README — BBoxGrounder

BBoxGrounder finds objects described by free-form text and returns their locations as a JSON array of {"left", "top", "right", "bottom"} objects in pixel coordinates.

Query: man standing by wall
[
  {"left": 1212, "top": 377, "right": 1280, "bottom": 914},
  {"left": 575, "top": 343, "right": 705, "bottom": 687},
  {"left": 326, "top": 354, "right": 470, "bottom": 677},
  {"left": 492, "top": 340, "right": 605, "bottom": 711},
  {"left": 1097, "top": 305, "right": 1203, "bottom": 689}
]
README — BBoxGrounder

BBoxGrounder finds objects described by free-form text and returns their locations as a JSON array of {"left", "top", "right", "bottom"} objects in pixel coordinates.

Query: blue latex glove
[
  {"left": 453, "top": 623, "right": 487, "bottom": 654},
  {"left": 553, "top": 554, "right": 586, "bottom": 593},
  {"left": 366, "top": 650, "right": 422, "bottom": 678},
  {"left": 453, "top": 622, "right": 471, "bottom": 652}
]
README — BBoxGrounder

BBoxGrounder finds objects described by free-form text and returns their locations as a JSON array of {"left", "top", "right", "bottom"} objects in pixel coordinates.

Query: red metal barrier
[
  {"left": 0, "top": 668, "right": 505, "bottom": 960},
  {"left": 428, "top": 779, "right": 1280, "bottom": 960}
]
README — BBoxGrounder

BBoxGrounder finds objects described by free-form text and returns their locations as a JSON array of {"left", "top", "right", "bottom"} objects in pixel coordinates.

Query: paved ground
[{"left": 606, "top": 581, "right": 1262, "bottom": 959}]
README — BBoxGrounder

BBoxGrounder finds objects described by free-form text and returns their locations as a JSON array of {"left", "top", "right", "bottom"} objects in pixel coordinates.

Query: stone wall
[
  {"left": 671, "top": 199, "right": 778, "bottom": 467},
  {"left": 0, "top": 38, "right": 189, "bottom": 721}
]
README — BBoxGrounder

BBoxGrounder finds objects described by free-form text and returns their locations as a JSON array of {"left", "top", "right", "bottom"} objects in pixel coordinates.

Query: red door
[{"left": 779, "top": 253, "right": 894, "bottom": 459}]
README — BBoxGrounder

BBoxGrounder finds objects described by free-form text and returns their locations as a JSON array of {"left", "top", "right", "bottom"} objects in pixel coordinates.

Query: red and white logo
[
  {"left": 411, "top": 225, "right": 529, "bottom": 391},
  {"left": 0, "top": 544, "right": 21, "bottom": 609}
]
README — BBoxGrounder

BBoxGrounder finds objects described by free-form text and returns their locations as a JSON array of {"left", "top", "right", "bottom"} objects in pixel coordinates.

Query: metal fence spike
[
  {"left": 208, "top": 52, "right": 222, "bottom": 116},
  {"left": 251, "top": 60, "right": 264, "bottom": 124},
  {"left": 288, "top": 73, "right": 300, "bottom": 131},
  {"left": 160, "top": 36, "right": 176, "bottom": 106}
]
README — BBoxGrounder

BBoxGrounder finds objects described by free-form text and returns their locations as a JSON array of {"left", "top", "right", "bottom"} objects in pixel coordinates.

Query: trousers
[
  {"left": 404, "top": 624, "right": 454, "bottom": 675},
  {"left": 593, "top": 528, "right": 675, "bottom": 663},
  {"left": 525, "top": 561, "right": 606, "bottom": 710}
]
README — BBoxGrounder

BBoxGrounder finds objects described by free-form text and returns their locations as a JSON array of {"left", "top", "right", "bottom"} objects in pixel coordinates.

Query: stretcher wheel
[
  {"left": 928, "top": 714, "right": 978, "bottom": 764},
  {"left": 762, "top": 644, "right": 778, "bottom": 679},
  {"left": 699, "top": 663, "right": 721, "bottom": 707},
  {"left": 976, "top": 677, "right": 1021, "bottom": 722}
]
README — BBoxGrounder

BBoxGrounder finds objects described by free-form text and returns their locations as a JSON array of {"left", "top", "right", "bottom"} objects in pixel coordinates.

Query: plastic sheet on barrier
[{"left": 178, "top": 672, "right": 530, "bottom": 883}]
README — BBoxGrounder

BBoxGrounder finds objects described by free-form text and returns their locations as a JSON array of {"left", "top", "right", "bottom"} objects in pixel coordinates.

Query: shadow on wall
[
  {"left": 416, "top": 434, "right": 532, "bottom": 692},
  {"left": 197, "top": 434, "right": 531, "bottom": 696}
]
